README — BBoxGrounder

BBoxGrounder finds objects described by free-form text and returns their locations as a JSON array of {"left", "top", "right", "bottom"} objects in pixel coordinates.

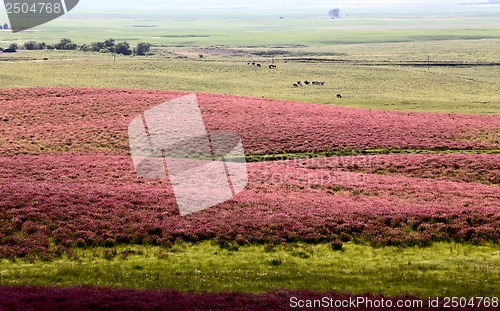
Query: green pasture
[
  {"left": 3, "top": 19, "right": 500, "bottom": 47},
  {"left": 1, "top": 7, "right": 499, "bottom": 115},
  {"left": 1, "top": 242, "right": 499, "bottom": 298},
  {"left": 1, "top": 5, "right": 499, "bottom": 47},
  {"left": 1, "top": 50, "right": 499, "bottom": 114}
]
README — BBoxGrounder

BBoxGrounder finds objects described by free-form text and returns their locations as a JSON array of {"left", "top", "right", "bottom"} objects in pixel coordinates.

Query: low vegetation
[
  {"left": 3, "top": 38, "right": 152, "bottom": 56},
  {"left": 1, "top": 242, "right": 499, "bottom": 297}
]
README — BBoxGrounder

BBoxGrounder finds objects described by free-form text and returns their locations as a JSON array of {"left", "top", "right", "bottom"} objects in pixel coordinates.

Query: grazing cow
[
  {"left": 312, "top": 81, "right": 318, "bottom": 85},
  {"left": 293, "top": 84, "right": 299, "bottom": 88},
  {"left": 269, "top": 64, "right": 277, "bottom": 69},
  {"left": 320, "top": 82, "right": 325, "bottom": 86},
  {"left": 336, "top": 94, "right": 342, "bottom": 98},
  {"left": 304, "top": 80, "right": 310, "bottom": 85},
  {"left": 43, "top": 58, "right": 49, "bottom": 61},
  {"left": 251, "top": 62, "right": 256, "bottom": 66},
  {"left": 297, "top": 81, "right": 303, "bottom": 87},
  {"left": 256, "top": 63, "right": 262, "bottom": 67}
]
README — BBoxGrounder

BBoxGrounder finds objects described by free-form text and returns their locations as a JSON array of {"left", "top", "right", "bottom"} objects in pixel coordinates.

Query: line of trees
[{"left": 7, "top": 38, "right": 151, "bottom": 56}]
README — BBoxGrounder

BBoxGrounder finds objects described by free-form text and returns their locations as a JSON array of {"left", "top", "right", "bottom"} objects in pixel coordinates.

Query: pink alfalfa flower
[
  {"left": 1, "top": 153, "right": 499, "bottom": 258},
  {"left": 1, "top": 88, "right": 498, "bottom": 157}
]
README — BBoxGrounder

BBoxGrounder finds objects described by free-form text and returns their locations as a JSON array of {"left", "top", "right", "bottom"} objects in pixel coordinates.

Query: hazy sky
[
  {"left": 0, "top": 1, "right": 479, "bottom": 15},
  {"left": 0, "top": 0, "right": 483, "bottom": 19},
  {"left": 77, "top": 0, "right": 463, "bottom": 10}
]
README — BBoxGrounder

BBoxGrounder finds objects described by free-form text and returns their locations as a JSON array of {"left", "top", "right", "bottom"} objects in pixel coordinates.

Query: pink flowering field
[
  {"left": 1, "top": 287, "right": 493, "bottom": 311},
  {"left": 0, "top": 88, "right": 498, "bottom": 260},
  {"left": 1, "top": 88, "right": 498, "bottom": 156}
]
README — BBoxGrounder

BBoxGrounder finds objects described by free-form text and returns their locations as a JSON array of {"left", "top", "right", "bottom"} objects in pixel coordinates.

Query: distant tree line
[{"left": 4, "top": 38, "right": 151, "bottom": 56}]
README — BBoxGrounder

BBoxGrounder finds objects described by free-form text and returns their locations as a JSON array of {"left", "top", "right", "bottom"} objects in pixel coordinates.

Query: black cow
[{"left": 336, "top": 94, "right": 342, "bottom": 98}]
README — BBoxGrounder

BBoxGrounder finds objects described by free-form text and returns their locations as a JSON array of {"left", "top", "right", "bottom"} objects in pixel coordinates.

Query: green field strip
[
  {"left": 1, "top": 54, "right": 499, "bottom": 115},
  {"left": 245, "top": 148, "right": 500, "bottom": 163},
  {"left": 1, "top": 242, "right": 499, "bottom": 297}
]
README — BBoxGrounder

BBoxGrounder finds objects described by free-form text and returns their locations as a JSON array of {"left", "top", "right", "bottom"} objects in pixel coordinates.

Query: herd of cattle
[
  {"left": 292, "top": 80, "right": 342, "bottom": 98},
  {"left": 293, "top": 81, "right": 342, "bottom": 98},
  {"left": 246, "top": 61, "right": 342, "bottom": 98},
  {"left": 293, "top": 80, "right": 324, "bottom": 87},
  {"left": 247, "top": 61, "right": 273, "bottom": 68}
]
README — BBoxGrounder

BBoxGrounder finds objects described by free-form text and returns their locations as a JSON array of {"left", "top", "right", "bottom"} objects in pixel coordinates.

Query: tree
[
  {"left": 104, "top": 38, "right": 115, "bottom": 47},
  {"left": 135, "top": 42, "right": 151, "bottom": 56},
  {"left": 115, "top": 42, "right": 132, "bottom": 55},
  {"left": 79, "top": 44, "right": 91, "bottom": 52},
  {"left": 54, "top": 38, "right": 78, "bottom": 50},
  {"left": 329, "top": 8, "right": 340, "bottom": 19},
  {"left": 90, "top": 41, "right": 105, "bottom": 52},
  {"left": 23, "top": 41, "right": 45, "bottom": 50}
]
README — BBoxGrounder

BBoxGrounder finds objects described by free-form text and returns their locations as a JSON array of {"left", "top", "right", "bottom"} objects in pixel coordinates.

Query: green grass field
[
  {"left": 1, "top": 49, "right": 499, "bottom": 114},
  {"left": 1, "top": 5, "right": 500, "bottom": 299},
  {"left": 1, "top": 242, "right": 499, "bottom": 297},
  {"left": 1, "top": 5, "right": 500, "bottom": 47},
  {"left": 1, "top": 8, "right": 499, "bottom": 114}
]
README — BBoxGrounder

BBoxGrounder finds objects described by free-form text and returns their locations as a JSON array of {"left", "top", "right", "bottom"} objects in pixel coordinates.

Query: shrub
[
  {"left": 330, "top": 240, "right": 343, "bottom": 251},
  {"left": 115, "top": 42, "right": 132, "bottom": 56},
  {"left": 23, "top": 41, "right": 45, "bottom": 50},
  {"left": 54, "top": 38, "right": 77, "bottom": 50},
  {"left": 135, "top": 42, "right": 151, "bottom": 56}
]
